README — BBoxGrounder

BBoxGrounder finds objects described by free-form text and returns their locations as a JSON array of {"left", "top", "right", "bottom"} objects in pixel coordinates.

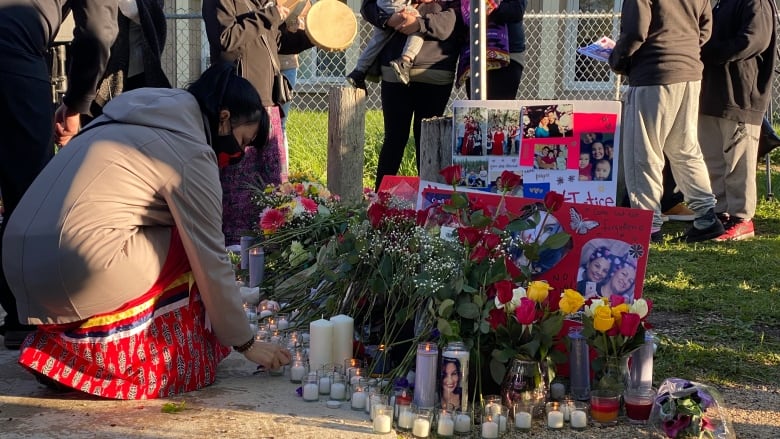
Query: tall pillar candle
[
  {"left": 309, "top": 319, "right": 334, "bottom": 372},
  {"left": 248, "top": 247, "right": 265, "bottom": 288},
  {"left": 240, "top": 235, "right": 255, "bottom": 270},
  {"left": 413, "top": 342, "right": 438, "bottom": 409},
  {"left": 330, "top": 314, "right": 354, "bottom": 367},
  {"left": 441, "top": 341, "right": 469, "bottom": 412},
  {"left": 568, "top": 328, "right": 591, "bottom": 401},
  {"left": 629, "top": 330, "right": 655, "bottom": 390}
]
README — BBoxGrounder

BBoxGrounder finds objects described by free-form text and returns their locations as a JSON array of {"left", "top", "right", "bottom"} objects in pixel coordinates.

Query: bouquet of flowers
[
  {"left": 580, "top": 294, "right": 652, "bottom": 390},
  {"left": 650, "top": 378, "right": 735, "bottom": 439},
  {"left": 429, "top": 166, "right": 579, "bottom": 388}
]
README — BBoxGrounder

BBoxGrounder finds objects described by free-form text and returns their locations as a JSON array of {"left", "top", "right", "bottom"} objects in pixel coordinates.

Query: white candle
[
  {"left": 259, "top": 309, "right": 273, "bottom": 319},
  {"left": 437, "top": 417, "right": 454, "bottom": 436},
  {"left": 413, "top": 342, "right": 438, "bottom": 409},
  {"left": 373, "top": 414, "right": 392, "bottom": 433},
  {"left": 547, "top": 411, "right": 564, "bottom": 429},
  {"left": 329, "top": 314, "right": 354, "bottom": 367},
  {"left": 351, "top": 391, "right": 367, "bottom": 410},
  {"left": 515, "top": 411, "right": 532, "bottom": 429},
  {"left": 412, "top": 418, "right": 431, "bottom": 437},
  {"left": 454, "top": 414, "right": 471, "bottom": 433},
  {"left": 350, "top": 375, "right": 361, "bottom": 386},
  {"left": 302, "top": 383, "right": 319, "bottom": 401},
  {"left": 330, "top": 382, "right": 346, "bottom": 400},
  {"left": 561, "top": 403, "right": 571, "bottom": 421},
  {"left": 497, "top": 415, "right": 507, "bottom": 433},
  {"left": 481, "top": 420, "right": 499, "bottom": 438},
  {"left": 290, "top": 365, "right": 306, "bottom": 382},
  {"left": 277, "top": 317, "right": 289, "bottom": 330},
  {"left": 318, "top": 376, "right": 331, "bottom": 394},
  {"left": 398, "top": 410, "right": 415, "bottom": 429},
  {"left": 570, "top": 410, "right": 588, "bottom": 428},
  {"left": 308, "top": 319, "right": 333, "bottom": 372}
]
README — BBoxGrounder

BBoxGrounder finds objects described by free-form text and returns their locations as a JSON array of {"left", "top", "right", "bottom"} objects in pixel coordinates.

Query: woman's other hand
[
  {"left": 395, "top": 12, "right": 421, "bottom": 34},
  {"left": 244, "top": 341, "right": 292, "bottom": 369}
]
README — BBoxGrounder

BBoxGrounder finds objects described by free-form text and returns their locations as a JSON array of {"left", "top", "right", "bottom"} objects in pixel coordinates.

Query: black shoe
[
  {"left": 3, "top": 329, "right": 34, "bottom": 350},
  {"left": 32, "top": 371, "right": 73, "bottom": 393},
  {"left": 346, "top": 70, "right": 367, "bottom": 90},
  {"left": 676, "top": 209, "right": 725, "bottom": 243},
  {"left": 716, "top": 212, "right": 733, "bottom": 229},
  {"left": 390, "top": 58, "right": 412, "bottom": 85},
  {"left": 758, "top": 116, "right": 780, "bottom": 160},
  {"left": 650, "top": 231, "right": 664, "bottom": 243}
]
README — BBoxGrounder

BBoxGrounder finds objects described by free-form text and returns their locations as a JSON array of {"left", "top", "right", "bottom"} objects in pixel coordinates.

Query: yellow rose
[
  {"left": 527, "top": 281, "right": 552, "bottom": 303},
  {"left": 611, "top": 303, "right": 630, "bottom": 324},
  {"left": 559, "top": 289, "right": 585, "bottom": 314},
  {"left": 593, "top": 305, "right": 615, "bottom": 332}
]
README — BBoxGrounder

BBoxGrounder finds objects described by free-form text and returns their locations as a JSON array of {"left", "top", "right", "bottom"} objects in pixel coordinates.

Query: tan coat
[{"left": 2, "top": 88, "right": 253, "bottom": 347}]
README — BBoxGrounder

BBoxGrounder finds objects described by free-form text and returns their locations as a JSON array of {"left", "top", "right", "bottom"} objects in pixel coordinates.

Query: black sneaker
[
  {"left": 390, "top": 58, "right": 413, "bottom": 85},
  {"left": 3, "top": 328, "right": 34, "bottom": 350},
  {"left": 676, "top": 209, "right": 725, "bottom": 243},
  {"left": 346, "top": 70, "right": 367, "bottom": 90},
  {"left": 650, "top": 231, "right": 663, "bottom": 243},
  {"left": 716, "top": 212, "right": 733, "bottom": 229}
]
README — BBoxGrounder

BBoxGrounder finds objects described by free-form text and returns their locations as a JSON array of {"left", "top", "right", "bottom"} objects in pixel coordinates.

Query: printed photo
[
  {"left": 576, "top": 238, "right": 637, "bottom": 303},
  {"left": 454, "top": 107, "right": 488, "bottom": 156},
  {"left": 522, "top": 104, "right": 574, "bottom": 139}
]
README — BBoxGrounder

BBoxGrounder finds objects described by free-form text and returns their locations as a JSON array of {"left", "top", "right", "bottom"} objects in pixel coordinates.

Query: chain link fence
[{"left": 162, "top": 9, "right": 780, "bottom": 142}]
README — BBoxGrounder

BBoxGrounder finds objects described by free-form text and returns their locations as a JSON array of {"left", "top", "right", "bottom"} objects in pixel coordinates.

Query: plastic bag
[{"left": 649, "top": 378, "right": 736, "bottom": 439}]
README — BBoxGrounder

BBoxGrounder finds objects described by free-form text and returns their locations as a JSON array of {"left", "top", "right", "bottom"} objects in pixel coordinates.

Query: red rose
[
  {"left": 619, "top": 312, "right": 641, "bottom": 337},
  {"left": 470, "top": 245, "right": 489, "bottom": 263},
  {"left": 514, "top": 298, "right": 536, "bottom": 325},
  {"left": 494, "top": 280, "right": 514, "bottom": 304},
  {"left": 439, "top": 165, "right": 463, "bottom": 186},
  {"left": 546, "top": 288, "right": 562, "bottom": 312},
  {"left": 543, "top": 191, "right": 565, "bottom": 212},
  {"left": 609, "top": 294, "right": 625, "bottom": 307},
  {"left": 458, "top": 227, "right": 482, "bottom": 247},
  {"left": 367, "top": 202, "right": 386, "bottom": 228},
  {"left": 493, "top": 214, "right": 510, "bottom": 230},
  {"left": 482, "top": 233, "right": 502, "bottom": 250},
  {"left": 504, "top": 256, "right": 523, "bottom": 279},
  {"left": 487, "top": 308, "right": 508, "bottom": 330},
  {"left": 498, "top": 170, "right": 522, "bottom": 192}
]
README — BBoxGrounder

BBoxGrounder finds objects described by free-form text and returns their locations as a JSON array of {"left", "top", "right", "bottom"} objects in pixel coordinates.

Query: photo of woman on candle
[{"left": 440, "top": 357, "right": 462, "bottom": 410}]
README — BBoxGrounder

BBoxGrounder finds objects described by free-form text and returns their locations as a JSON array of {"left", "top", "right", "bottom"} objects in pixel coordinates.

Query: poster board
[{"left": 451, "top": 100, "right": 621, "bottom": 207}]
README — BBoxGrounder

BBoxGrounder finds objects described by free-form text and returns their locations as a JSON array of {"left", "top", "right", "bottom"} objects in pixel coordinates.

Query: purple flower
[
  {"left": 394, "top": 377, "right": 410, "bottom": 389},
  {"left": 662, "top": 415, "right": 692, "bottom": 438},
  {"left": 296, "top": 386, "right": 303, "bottom": 397}
]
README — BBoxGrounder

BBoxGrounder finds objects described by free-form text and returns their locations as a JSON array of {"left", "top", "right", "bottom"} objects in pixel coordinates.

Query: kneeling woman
[{"left": 2, "top": 63, "right": 290, "bottom": 399}]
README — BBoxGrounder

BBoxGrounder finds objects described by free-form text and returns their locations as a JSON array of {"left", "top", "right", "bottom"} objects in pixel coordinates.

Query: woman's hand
[
  {"left": 243, "top": 341, "right": 292, "bottom": 370},
  {"left": 394, "top": 12, "right": 421, "bottom": 34}
]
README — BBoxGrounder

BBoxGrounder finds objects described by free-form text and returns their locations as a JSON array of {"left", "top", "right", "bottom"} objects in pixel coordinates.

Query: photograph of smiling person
[
  {"left": 575, "top": 239, "right": 636, "bottom": 302},
  {"left": 440, "top": 356, "right": 462, "bottom": 410}
]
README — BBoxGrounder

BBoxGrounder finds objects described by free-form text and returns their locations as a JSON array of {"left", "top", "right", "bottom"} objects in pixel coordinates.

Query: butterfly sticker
[{"left": 569, "top": 207, "right": 600, "bottom": 235}]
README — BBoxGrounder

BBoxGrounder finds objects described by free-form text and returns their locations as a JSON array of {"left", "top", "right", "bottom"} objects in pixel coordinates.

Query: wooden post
[
  {"left": 327, "top": 86, "right": 366, "bottom": 204},
  {"left": 419, "top": 116, "right": 453, "bottom": 183}
]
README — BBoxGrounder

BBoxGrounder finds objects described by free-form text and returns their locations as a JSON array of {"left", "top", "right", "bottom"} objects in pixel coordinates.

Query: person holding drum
[
  {"left": 203, "top": 0, "right": 315, "bottom": 246},
  {"left": 346, "top": 0, "right": 441, "bottom": 88},
  {"left": 361, "top": 0, "right": 464, "bottom": 190}
]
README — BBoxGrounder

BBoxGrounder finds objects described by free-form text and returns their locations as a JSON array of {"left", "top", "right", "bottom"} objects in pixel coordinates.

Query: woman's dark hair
[
  {"left": 187, "top": 62, "right": 270, "bottom": 149},
  {"left": 441, "top": 357, "right": 462, "bottom": 395}
]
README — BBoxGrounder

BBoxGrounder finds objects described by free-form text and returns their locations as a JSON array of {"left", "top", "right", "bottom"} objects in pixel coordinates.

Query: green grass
[{"left": 287, "top": 112, "right": 780, "bottom": 388}]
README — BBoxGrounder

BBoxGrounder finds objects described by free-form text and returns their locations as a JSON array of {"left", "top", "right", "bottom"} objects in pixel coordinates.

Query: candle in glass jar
[
  {"left": 373, "top": 413, "right": 392, "bottom": 434},
  {"left": 413, "top": 418, "right": 431, "bottom": 437},
  {"left": 302, "top": 383, "right": 319, "bottom": 401},
  {"left": 318, "top": 376, "right": 331, "bottom": 394},
  {"left": 570, "top": 410, "right": 588, "bottom": 428},
  {"left": 277, "top": 315, "right": 289, "bottom": 330},
  {"left": 437, "top": 415, "right": 454, "bottom": 436},
  {"left": 481, "top": 420, "right": 499, "bottom": 438},
  {"left": 497, "top": 415, "right": 507, "bottom": 433},
  {"left": 454, "top": 413, "right": 471, "bottom": 433},
  {"left": 248, "top": 247, "right": 264, "bottom": 288},
  {"left": 330, "top": 382, "right": 346, "bottom": 400},
  {"left": 398, "top": 410, "right": 415, "bottom": 430},
  {"left": 290, "top": 365, "right": 306, "bottom": 382},
  {"left": 413, "top": 342, "right": 438, "bottom": 409},
  {"left": 515, "top": 411, "right": 532, "bottom": 429},
  {"left": 547, "top": 411, "right": 564, "bottom": 429},
  {"left": 351, "top": 391, "right": 367, "bottom": 410}
]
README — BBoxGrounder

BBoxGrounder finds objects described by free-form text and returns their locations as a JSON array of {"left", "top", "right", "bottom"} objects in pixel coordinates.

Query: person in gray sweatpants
[{"left": 609, "top": 0, "right": 724, "bottom": 243}]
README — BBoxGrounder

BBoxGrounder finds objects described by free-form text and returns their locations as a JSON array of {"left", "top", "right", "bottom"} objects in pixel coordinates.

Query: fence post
[
  {"left": 327, "top": 86, "right": 366, "bottom": 203},
  {"left": 419, "top": 116, "right": 453, "bottom": 183}
]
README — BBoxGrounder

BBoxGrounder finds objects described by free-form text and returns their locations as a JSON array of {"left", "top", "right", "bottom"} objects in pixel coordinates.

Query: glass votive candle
[
  {"left": 372, "top": 404, "right": 393, "bottom": 434},
  {"left": 412, "top": 408, "right": 433, "bottom": 438},
  {"left": 568, "top": 401, "right": 589, "bottom": 430},
  {"left": 257, "top": 302, "right": 273, "bottom": 319},
  {"left": 513, "top": 400, "right": 534, "bottom": 431},
  {"left": 289, "top": 358, "right": 308, "bottom": 383},
  {"left": 329, "top": 373, "right": 347, "bottom": 401},
  {"left": 393, "top": 388, "right": 412, "bottom": 424},
  {"left": 351, "top": 378, "right": 369, "bottom": 411},
  {"left": 624, "top": 387, "right": 656, "bottom": 424},
  {"left": 436, "top": 409, "right": 455, "bottom": 437},
  {"left": 480, "top": 413, "right": 500, "bottom": 439},
  {"left": 276, "top": 312, "right": 290, "bottom": 330},
  {"left": 590, "top": 389, "right": 621, "bottom": 426},
  {"left": 302, "top": 373, "right": 319, "bottom": 402},
  {"left": 545, "top": 402, "right": 565, "bottom": 430},
  {"left": 349, "top": 367, "right": 367, "bottom": 388},
  {"left": 370, "top": 393, "right": 389, "bottom": 420},
  {"left": 453, "top": 409, "right": 472, "bottom": 436},
  {"left": 396, "top": 402, "right": 415, "bottom": 431},
  {"left": 317, "top": 369, "right": 332, "bottom": 395}
]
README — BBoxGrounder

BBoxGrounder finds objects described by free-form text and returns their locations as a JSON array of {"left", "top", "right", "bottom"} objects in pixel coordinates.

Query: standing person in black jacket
[
  {"left": 698, "top": 0, "right": 777, "bottom": 241},
  {"left": 609, "top": 0, "right": 724, "bottom": 243},
  {"left": 0, "top": 1, "right": 119, "bottom": 350},
  {"left": 362, "top": 0, "right": 463, "bottom": 190}
]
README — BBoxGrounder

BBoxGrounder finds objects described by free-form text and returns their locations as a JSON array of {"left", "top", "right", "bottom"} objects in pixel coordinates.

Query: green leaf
[
  {"left": 469, "top": 211, "right": 492, "bottom": 228},
  {"left": 539, "top": 232, "right": 571, "bottom": 250},
  {"left": 457, "top": 302, "right": 481, "bottom": 319},
  {"left": 437, "top": 318, "right": 454, "bottom": 336},
  {"left": 489, "top": 358, "right": 508, "bottom": 386},
  {"left": 438, "top": 299, "right": 455, "bottom": 318},
  {"left": 161, "top": 401, "right": 187, "bottom": 413}
]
